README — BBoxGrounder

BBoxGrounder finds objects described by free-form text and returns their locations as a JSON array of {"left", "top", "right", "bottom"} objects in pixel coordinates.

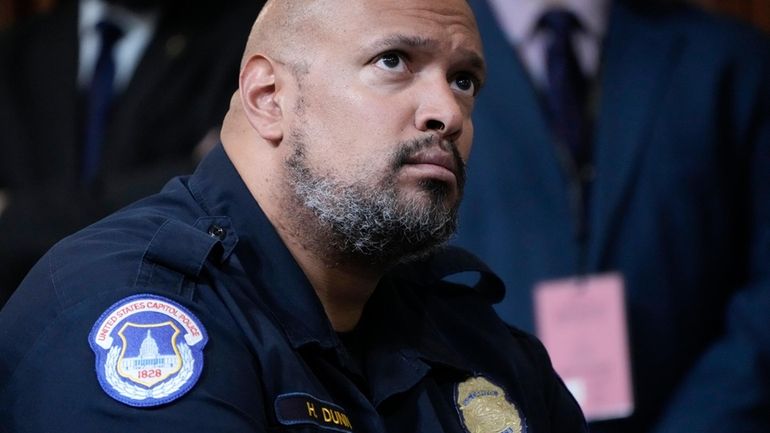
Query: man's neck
[
  {"left": 278, "top": 224, "right": 384, "bottom": 332},
  {"left": 223, "top": 139, "right": 385, "bottom": 332}
]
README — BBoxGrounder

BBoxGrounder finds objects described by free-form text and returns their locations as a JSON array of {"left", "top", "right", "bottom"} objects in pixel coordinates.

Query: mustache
[{"left": 392, "top": 134, "right": 466, "bottom": 186}]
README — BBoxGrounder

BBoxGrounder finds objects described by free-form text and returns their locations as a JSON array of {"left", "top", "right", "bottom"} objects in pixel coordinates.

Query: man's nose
[{"left": 414, "top": 78, "right": 464, "bottom": 142}]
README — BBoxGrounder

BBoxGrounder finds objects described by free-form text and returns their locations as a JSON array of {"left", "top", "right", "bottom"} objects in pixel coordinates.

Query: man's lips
[{"left": 403, "top": 148, "right": 458, "bottom": 179}]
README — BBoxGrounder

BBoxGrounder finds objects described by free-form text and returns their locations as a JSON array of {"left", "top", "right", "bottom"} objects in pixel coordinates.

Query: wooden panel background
[
  {"left": 698, "top": 0, "right": 770, "bottom": 33},
  {"left": 0, "top": 0, "right": 56, "bottom": 30}
]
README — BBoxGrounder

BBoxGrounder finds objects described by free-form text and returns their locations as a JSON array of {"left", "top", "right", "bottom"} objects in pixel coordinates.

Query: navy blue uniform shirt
[{"left": 0, "top": 146, "right": 586, "bottom": 433}]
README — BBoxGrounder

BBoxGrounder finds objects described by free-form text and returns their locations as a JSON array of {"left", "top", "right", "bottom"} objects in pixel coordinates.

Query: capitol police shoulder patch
[
  {"left": 89, "top": 294, "right": 208, "bottom": 407},
  {"left": 455, "top": 375, "right": 527, "bottom": 433}
]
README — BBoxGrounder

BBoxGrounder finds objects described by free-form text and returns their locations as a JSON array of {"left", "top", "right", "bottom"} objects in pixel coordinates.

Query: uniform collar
[
  {"left": 187, "top": 146, "right": 497, "bottom": 381},
  {"left": 356, "top": 273, "right": 479, "bottom": 406},
  {"left": 188, "top": 145, "right": 339, "bottom": 350}
]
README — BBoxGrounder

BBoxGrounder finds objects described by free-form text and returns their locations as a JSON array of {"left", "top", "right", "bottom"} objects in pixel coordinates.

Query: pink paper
[{"left": 534, "top": 273, "right": 634, "bottom": 421}]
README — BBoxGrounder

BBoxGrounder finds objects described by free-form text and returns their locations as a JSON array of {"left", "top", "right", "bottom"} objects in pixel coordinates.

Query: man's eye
[
  {"left": 375, "top": 52, "right": 407, "bottom": 72},
  {"left": 451, "top": 74, "right": 479, "bottom": 95}
]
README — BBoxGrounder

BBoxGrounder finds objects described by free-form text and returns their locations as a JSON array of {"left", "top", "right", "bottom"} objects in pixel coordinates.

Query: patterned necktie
[
  {"left": 81, "top": 20, "right": 124, "bottom": 184},
  {"left": 540, "top": 9, "right": 591, "bottom": 167}
]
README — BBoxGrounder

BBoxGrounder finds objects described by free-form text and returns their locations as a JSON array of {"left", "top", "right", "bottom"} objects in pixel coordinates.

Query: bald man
[{"left": 0, "top": 1, "right": 586, "bottom": 431}]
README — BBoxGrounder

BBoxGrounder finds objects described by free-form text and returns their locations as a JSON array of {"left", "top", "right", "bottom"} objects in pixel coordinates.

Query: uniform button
[{"left": 207, "top": 225, "right": 226, "bottom": 240}]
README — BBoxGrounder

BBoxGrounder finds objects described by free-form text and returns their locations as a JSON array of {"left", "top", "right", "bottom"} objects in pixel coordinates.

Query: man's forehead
[
  {"left": 357, "top": 0, "right": 472, "bottom": 15},
  {"left": 342, "top": 0, "right": 476, "bottom": 30},
  {"left": 248, "top": 0, "right": 481, "bottom": 69},
  {"left": 326, "top": 0, "right": 482, "bottom": 52}
]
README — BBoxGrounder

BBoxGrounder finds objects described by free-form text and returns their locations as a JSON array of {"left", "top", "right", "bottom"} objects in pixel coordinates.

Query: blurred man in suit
[
  {"left": 453, "top": 0, "right": 770, "bottom": 432},
  {"left": 0, "top": 0, "right": 263, "bottom": 305}
]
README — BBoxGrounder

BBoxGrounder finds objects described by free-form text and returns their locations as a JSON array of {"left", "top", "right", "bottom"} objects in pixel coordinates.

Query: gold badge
[{"left": 456, "top": 376, "right": 525, "bottom": 433}]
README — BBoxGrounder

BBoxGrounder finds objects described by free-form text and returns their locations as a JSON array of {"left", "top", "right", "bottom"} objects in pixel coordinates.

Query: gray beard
[{"left": 284, "top": 130, "right": 465, "bottom": 265}]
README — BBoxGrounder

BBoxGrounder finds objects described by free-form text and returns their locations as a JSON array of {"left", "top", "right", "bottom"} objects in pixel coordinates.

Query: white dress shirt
[
  {"left": 485, "top": 0, "right": 610, "bottom": 88},
  {"left": 78, "top": 0, "right": 159, "bottom": 92}
]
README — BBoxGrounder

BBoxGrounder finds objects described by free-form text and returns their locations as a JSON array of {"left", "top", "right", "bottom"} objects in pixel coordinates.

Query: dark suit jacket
[
  {"left": 455, "top": 1, "right": 770, "bottom": 432},
  {"left": 0, "top": 0, "right": 262, "bottom": 303}
]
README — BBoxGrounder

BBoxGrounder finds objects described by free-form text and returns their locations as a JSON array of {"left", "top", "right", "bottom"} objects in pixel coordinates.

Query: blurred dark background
[
  {"left": 0, "top": 0, "right": 56, "bottom": 28},
  {"left": 8, "top": 0, "right": 770, "bottom": 33},
  {"left": 1, "top": 0, "right": 770, "bottom": 32},
  {"left": 698, "top": 0, "right": 770, "bottom": 32}
]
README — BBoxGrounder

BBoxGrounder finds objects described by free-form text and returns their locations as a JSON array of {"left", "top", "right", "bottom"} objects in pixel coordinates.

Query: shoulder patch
[
  {"left": 455, "top": 375, "right": 527, "bottom": 433},
  {"left": 88, "top": 294, "right": 208, "bottom": 407}
]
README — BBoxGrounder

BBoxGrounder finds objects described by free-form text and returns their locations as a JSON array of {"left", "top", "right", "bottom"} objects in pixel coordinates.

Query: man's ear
[{"left": 239, "top": 54, "right": 284, "bottom": 142}]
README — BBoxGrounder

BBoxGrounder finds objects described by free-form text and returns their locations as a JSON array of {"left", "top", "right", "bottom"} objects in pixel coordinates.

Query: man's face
[{"left": 282, "top": 0, "right": 485, "bottom": 262}]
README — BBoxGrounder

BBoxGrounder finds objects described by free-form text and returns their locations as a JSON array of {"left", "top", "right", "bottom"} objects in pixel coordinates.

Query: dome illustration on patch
[{"left": 89, "top": 294, "right": 208, "bottom": 407}]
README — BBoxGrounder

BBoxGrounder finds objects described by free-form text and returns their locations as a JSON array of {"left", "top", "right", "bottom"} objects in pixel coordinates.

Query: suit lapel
[
  {"left": 588, "top": 2, "right": 685, "bottom": 268},
  {"left": 471, "top": 0, "right": 571, "bottom": 218}
]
